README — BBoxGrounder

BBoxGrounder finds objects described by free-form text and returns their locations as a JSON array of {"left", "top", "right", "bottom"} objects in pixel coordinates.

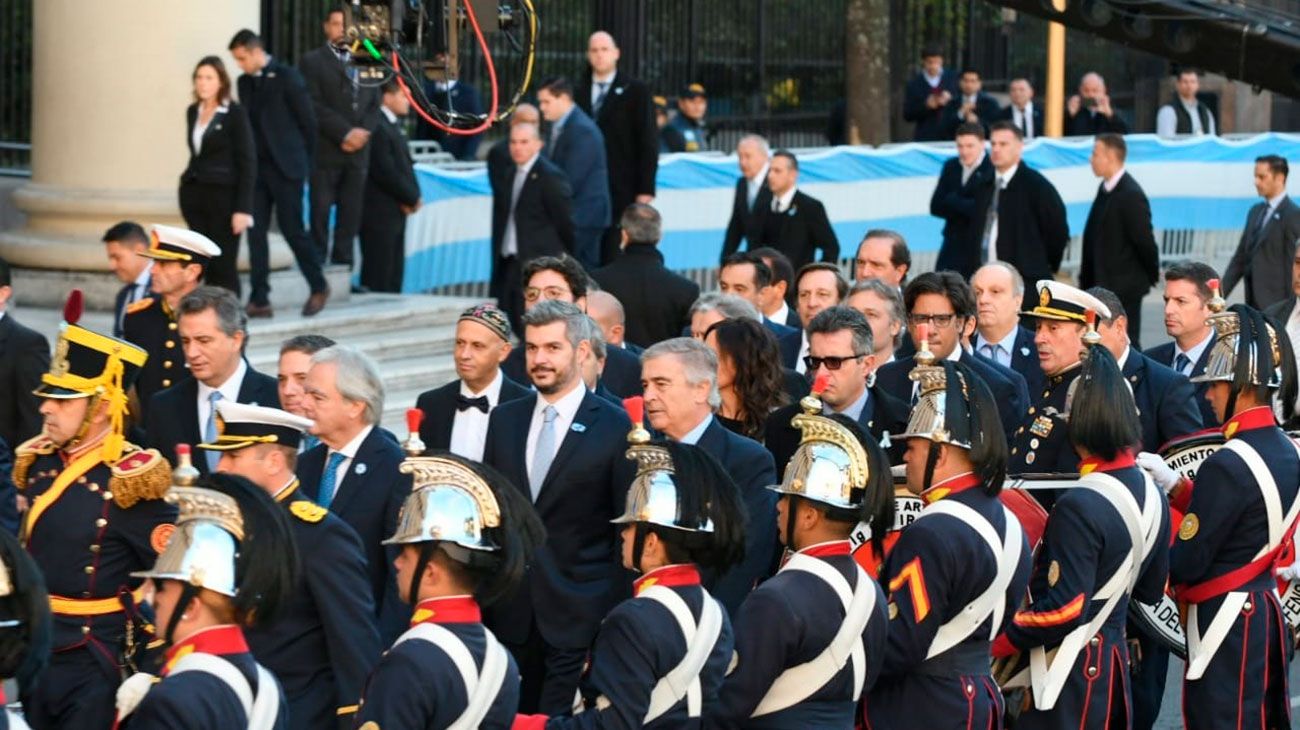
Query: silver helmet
[
  {"left": 383, "top": 456, "right": 502, "bottom": 551},
  {"left": 768, "top": 384, "right": 871, "bottom": 511},
  {"left": 1192, "top": 283, "right": 1283, "bottom": 388},
  {"left": 610, "top": 419, "right": 715, "bottom": 533},
  {"left": 132, "top": 487, "right": 244, "bottom": 597}
]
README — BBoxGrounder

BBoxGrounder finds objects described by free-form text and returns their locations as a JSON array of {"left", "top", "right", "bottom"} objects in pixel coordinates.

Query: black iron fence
[{"left": 1, "top": 0, "right": 33, "bottom": 175}]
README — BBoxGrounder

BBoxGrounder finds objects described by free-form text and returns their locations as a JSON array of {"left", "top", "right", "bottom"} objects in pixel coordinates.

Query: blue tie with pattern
[
  {"left": 1174, "top": 353, "right": 1191, "bottom": 375},
  {"left": 319, "top": 452, "right": 346, "bottom": 508},
  {"left": 204, "top": 392, "right": 223, "bottom": 471}
]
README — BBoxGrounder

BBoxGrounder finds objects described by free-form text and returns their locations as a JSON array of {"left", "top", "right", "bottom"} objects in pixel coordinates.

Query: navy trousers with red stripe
[
  {"left": 1182, "top": 589, "right": 1291, "bottom": 730},
  {"left": 1017, "top": 621, "right": 1131, "bottom": 730}
]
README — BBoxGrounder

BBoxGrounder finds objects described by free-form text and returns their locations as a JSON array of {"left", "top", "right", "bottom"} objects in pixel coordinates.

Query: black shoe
[
  {"left": 245, "top": 302, "right": 274, "bottom": 318},
  {"left": 302, "top": 286, "right": 330, "bottom": 317}
]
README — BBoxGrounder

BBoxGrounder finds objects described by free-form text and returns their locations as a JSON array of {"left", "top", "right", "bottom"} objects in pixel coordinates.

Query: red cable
[{"left": 396, "top": 0, "right": 500, "bottom": 136}]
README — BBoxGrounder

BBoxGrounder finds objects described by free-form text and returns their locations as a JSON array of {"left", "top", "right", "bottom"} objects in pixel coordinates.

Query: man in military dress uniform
[
  {"left": 200, "top": 401, "right": 380, "bottom": 730},
  {"left": 866, "top": 354, "right": 1032, "bottom": 729},
  {"left": 122, "top": 224, "right": 221, "bottom": 415},
  {"left": 14, "top": 293, "right": 176, "bottom": 730},
  {"left": 1146, "top": 297, "right": 1299, "bottom": 730},
  {"left": 711, "top": 383, "right": 893, "bottom": 727},
  {"left": 1009, "top": 281, "right": 1112, "bottom": 476},
  {"left": 993, "top": 330, "right": 1169, "bottom": 729}
]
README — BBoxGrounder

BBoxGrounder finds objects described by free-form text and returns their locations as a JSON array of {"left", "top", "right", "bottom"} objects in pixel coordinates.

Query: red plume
[
  {"left": 1207, "top": 278, "right": 1220, "bottom": 291},
  {"left": 63, "top": 289, "right": 83, "bottom": 326},
  {"left": 1085, "top": 308, "right": 1097, "bottom": 328},
  {"left": 916, "top": 322, "right": 929, "bottom": 342},
  {"left": 623, "top": 396, "right": 644, "bottom": 425},
  {"left": 812, "top": 372, "right": 829, "bottom": 395},
  {"left": 406, "top": 408, "right": 425, "bottom": 434},
  {"left": 175, "top": 444, "right": 190, "bottom": 457}
]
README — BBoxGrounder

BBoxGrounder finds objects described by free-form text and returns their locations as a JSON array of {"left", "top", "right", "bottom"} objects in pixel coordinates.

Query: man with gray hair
[
  {"left": 298, "top": 344, "right": 409, "bottom": 643},
  {"left": 721, "top": 134, "right": 772, "bottom": 261},
  {"left": 145, "top": 285, "right": 280, "bottom": 475},
  {"left": 592, "top": 202, "right": 699, "bottom": 347},
  {"left": 688, "top": 292, "right": 762, "bottom": 338},
  {"left": 641, "top": 337, "right": 778, "bottom": 614},
  {"left": 481, "top": 299, "right": 635, "bottom": 714},
  {"left": 970, "top": 261, "right": 1044, "bottom": 396},
  {"left": 847, "top": 278, "right": 907, "bottom": 366},
  {"left": 765, "top": 306, "right": 910, "bottom": 472}
]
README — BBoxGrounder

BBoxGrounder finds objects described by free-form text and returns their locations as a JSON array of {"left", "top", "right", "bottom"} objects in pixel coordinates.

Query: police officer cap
[
  {"left": 1022, "top": 280, "right": 1111, "bottom": 324},
  {"left": 198, "top": 401, "right": 313, "bottom": 452},
  {"left": 679, "top": 83, "right": 707, "bottom": 99},
  {"left": 139, "top": 224, "right": 222, "bottom": 267}
]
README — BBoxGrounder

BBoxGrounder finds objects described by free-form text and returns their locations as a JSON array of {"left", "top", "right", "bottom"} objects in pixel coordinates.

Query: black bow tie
[{"left": 456, "top": 394, "right": 489, "bottom": 413}]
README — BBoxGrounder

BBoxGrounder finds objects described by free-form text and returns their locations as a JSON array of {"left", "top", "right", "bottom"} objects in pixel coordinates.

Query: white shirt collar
[
  {"left": 533, "top": 379, "right": 587, "bottom": 424},
  {"left": 772, "top": 186, "right": 797, "bottom": 212},
  {"left": 517, "top": 153, "right": 540, "bottom": 176},
  {"left": 749, "top": 162, "right": 770, "bottom": 187},
  {"left": 334, "top": 423, "right": 375, "bottom": 459},
  {"left": 1267, "top": 192, "right": 1287, "bottom": 209},
  {"left": 134, "top": 261, "right": 153, "bottom": 289},
  {"left": 996, "top": 163, "right": 1019, "bottom": 186},
  {"left": 1117, "top": 345, "right": 1131, "bottom": 370},
  {"left": 381, "top": 106, "right": 398, "bottom": 125},
  {"left": 460, "top": 370, "right": 505, "bottom": 401},
  {"left": 593, "top": 71, "right": 616, "bottom": 85},
  {"left": 975, "top": 327, "right": 1018, "bottom": 356},
  {"left": 197, "top": 358, "right": 248, "bottom": 405},
  {"left": 677, "top": 413, "right": 714, "bottom": 445},
  {"left": 1175, "top": 329, "right": 1214, "bottom": 368},
  {"left": 962, "top": 151, "right": 986, "bottom": 174},
  {"left": 1291, "top": 299, "right": 1300, "bottom": 323},
  {"left": 768, "top": 300, "right": 791, "bottom": 325},
  {"left": 923, "top": 71, "right": 942, "bottom": 87},
  {"left": 945, "top": 344, "right": 963, "bottom": 362},
  {"left": 1103, "top": 167, "right": 1125, "bottom": 193}
]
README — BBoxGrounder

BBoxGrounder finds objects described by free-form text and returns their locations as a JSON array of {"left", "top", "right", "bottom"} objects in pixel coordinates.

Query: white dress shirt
[
  {"left": 196, "top": 359, "right": 248, "bottom": 439},
  {"left": 525, "top": 382, "right": 588, "bottom": 484},
  {"left": 834, "top": 387, "right": 871, "bottom": 423},
  {"left": 1173, "top": 330, "right": 1214, "bottom": 376},
  {"left": 191, "top": 105, "right": 226, "bottom": 154},
  {"left": 131, "top": 262, "right": 153, "bottom": 301},
  {"left": 961, "top": 152, "right": 986, "bottom": 185},
  {"left": 449, "top": 371, "right": 506, "bottom": 462},
  {"left": 1102, "top": 168, "right": 1126, "bottom": 193},
  {"left": 1117, "top": 345, "right": 1131, "bottom": 371},
  {"left": 771, "top": 186, "right": 797, "bottom": 214},
  {"left": 327, "top": 424, "right": 376, "bottom": 489},
  {"left": 794, "top": 330, "right": 810, "bottom": 374},
  {"left": 1156, "top": 98, "right": 1215, "bottom": 137},
  {"left": 1013, "top": 102, "right": 1035, "bottom": 139},
  {"left": 1260, "top": 192, "right": 1287, "bottom": 233},
  {"left": 974, "top": 327, "right": 1019, "bottom": 369},
  {"left": 676, "top": 414, "right": 714, "bottom": 445},
  {"left": 768, "top": 301, "right": 792, "bottom": 327},
  {"left": 590, "top": 72, "right": 616, "bottom": 111},
  {"left": 501, "top": 153, "right": 540, "bottom": 257},
  {"left": 381, "top": 106, "right": 398, "bottom": 125},
  {"left": 747, "top": 163, "right": 770, "bottom": 209}
]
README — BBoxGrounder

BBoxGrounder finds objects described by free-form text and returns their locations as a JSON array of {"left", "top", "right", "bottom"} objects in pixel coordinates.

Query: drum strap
[
  {"left": 919, "top": 501, "right": 1022, "bottom": 659},
  {"left": 1029, "top": 471, "right": 1161, "bottom": 710}
]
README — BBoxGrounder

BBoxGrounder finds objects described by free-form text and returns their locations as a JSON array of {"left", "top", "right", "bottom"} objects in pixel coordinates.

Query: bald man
[
  {"left": 1065, "top": 72, "right": 1128, "bottom": 136},
  {"left": 575, "top": 31, "right": 659, "bottom": 266},
  {"left": 586, "top": 289, "right": 631, "bottom": 350}
]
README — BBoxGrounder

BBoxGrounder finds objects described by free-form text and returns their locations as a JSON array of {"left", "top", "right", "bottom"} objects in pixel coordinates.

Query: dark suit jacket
[
  {"left": 363, "top": 113, "right": 421, "bottom": 222},
  {"left": 720, "top": 175, "right": 772, "bottom": 261},
  {"left": 876, "top": 349, "right": 1029, "bottom": 445},
  {"left": 1079, "top": 173, "right": 1159, "bottom": 299},
  {"left": 1123, "top": 350, "right": 1203, "bottom": 452},
  {"left": 489, "top": 156, "right": 575, "bottom": 293},
  {"left": 183, "top": 102, "right": 256, "bottom": 214},
  {"left": 974, "top": 326, "right": 1045, "bottom": 400},
  {"left": 758, "top": 190, "right": 840, "bottom": 273},
  {"left": 1148, "top": 334, "right": 1220, "bottom": 428},
  {"left": 413, "top": 373, "right": 531, "bottom": 450},
  {"left": 931, "top": 154, "right": 994, "bottom": 278},
  {"left": 591, "top": 245, "right": 700, "bottom": 347},
  {"left": 995, "top": 104, "right": 1044, "bottom": 139},
  {"left": 0, "top": 315, "right": 49, "bottom": 449},
  {"left": 413, "top": 79, "right": 483, "bottom": 161},
  {"left": 237, "top": 58, "right": 316, "bottom": 180},
  {"left": 575, "top": 70, "right": 658, "bottom": 214},
  {"left": 545, "top": 107, "right": 611, "bottom": 231},
  {"left": 143, "top": 368, "right": 280, "bottom": 474},
  {"left": 501, "top": 340, "right": 643, "bottom": 399},
  {"left": 1064, "top": 107, "right": 1129, "bottom": 136},
  {"left": 763, "top": 319, "right": 803, "bottom": 371},
  {"left": 480, "top": 390, "right": 636, "bottom": 649},
  {"left": 903, "top": 70, "right": 959, "bottom": 142},
  {"left": 1223, "top": 196, "right": 1300, "bottom": 310},
  {"left": 113, "top": 277, "right": 151, "bottom": 339},
  {"left": 970, "top": 164, "right": 1069, "bottom": 285},
  {"left": 298, "top": 46, "right": 382, "bottom": 169},
  {"left": 693, "top": 418, "right": 778, "bottom": 616},
  {"left": 297, "top": 427, "right": 409, "bottom": 643},
  {"left": 940, "top": 93, "right": 1003, "bottom": 137},
  {"left": 764, "top": 384, "right": 910, "bottom": 478}
]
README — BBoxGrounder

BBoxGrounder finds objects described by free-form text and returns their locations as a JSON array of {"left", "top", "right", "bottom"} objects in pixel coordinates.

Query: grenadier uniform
[
  {"left": 866, "top": 356, "right": 1032, "bottom": 730},
  {"left": 713, "top": 386, "right": 890, "bottom": 728},
  {"left": 356, "top": 427, "right": 537, "bottom": 729},
  {"left": 994, "top": 305, "right": 1170, "bottom": 730},
  {"left": 1168, "top": 299, "right": 1298, "bottom": 730},
  {"left": 15, "top": 295, "right": 175, "bottom": 730},
  {"left": 197, "top": 401, "right": 381, "bottom": 730},
  {"left": 121, "top": 224, "right": 221, "bottom": 411}
]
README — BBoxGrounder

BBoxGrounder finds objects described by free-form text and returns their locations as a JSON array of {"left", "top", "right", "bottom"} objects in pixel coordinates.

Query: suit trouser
[
  {"left": 249, "top": 164, "right": 328, "bottom": 305},
  {"left": 310, "top": 161, "right": 367, "bottom": 266},
  {"left": 179, "top": 180, "right": 240, "bottom": 296},
  {"left": 359, "top": 214, "right": 407, "bottom": 293},
  {"left": 495, "top": 255, "right": 524, "bottom": 335},
  {"left": 1118, "top": 288, "right": 1146, "bottom": 350},
  {"left": 505, "top": 621, "right": 587, "bottom": 715},
  {"left": 23, "top": 644, "right": 120, "bottom": 730}
]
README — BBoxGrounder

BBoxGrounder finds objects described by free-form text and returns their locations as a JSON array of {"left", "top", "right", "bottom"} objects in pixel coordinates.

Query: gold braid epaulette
[
  {"left": 109, "top": 446, "right": 172, "bottom": 508},
  {"left": 13, "top": 436, "right": 55, "bottom": 491}
]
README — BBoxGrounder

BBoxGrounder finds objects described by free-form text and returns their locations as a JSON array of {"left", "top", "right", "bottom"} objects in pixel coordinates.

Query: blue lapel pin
[
  {"left": 571, "top": 423, "right": 587, "bottom": 433},
  {"left": 1020, "top": 346, "right": 1030, "bottom": 357},
  {"left": 355, "top": 463, "right": 367, "bottom": 475}
]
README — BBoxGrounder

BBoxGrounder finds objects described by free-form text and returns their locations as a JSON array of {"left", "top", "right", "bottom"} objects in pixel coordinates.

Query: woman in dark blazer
[{"left": 181, "top": 56, "right": 256, "bottom": 295}]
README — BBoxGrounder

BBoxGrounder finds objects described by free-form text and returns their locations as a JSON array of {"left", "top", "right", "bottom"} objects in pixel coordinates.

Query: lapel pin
[
  {"left": 355, "top": 463, "right": 367, "bottom": 475},
  {"left": 615, "top": 87, "right": 625, "bottom": 95},
  {"left": 571, "top": 423, "right": 587, "bottom": 433},
  {"left": 1020, "top": 346, "right": 1030, "bottom": 357}
]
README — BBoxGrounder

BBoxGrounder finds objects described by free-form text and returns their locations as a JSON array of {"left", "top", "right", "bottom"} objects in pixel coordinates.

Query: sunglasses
[{"left": 803, "top": 353, "right": 866, "bottom": 371}]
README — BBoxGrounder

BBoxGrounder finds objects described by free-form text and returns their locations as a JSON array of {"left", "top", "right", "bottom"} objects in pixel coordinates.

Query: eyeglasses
[
  {"left": 803, "top": 353, "right": 866, "bottom": 371},
  {"left": 524, "top": 286, "right": 571, "bottom": 303},
  {"left": 908, "top": 313, "right": 959, "bottom": 329}
]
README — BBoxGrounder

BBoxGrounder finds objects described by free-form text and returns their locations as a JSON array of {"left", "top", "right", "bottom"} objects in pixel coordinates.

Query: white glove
[
  {"left": 1136, "top": 451, "right": 1181, "bottom": 494},
  {"left": 115, "top": 672, "right": 156, "bottom": 719},
  {"left": 1277, "top": 563, "right": 1300, "bottom": 583}
]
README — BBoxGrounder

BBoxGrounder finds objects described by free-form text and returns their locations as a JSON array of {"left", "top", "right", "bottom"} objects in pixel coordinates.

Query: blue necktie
[
  {"left": 529, "top": 405, "right": 559, "bottom": 500},
  {"left": 1174, "top": 353, "right": 1191, "bottom": 375},
  {"left": 302, "top": 434, "right": 320, "bottom": 454},
  {"left": 204, "top": 392, "right": 223, "bottom": 471},
  {"left": 319, "top": 452, "right": 346, "bottom": 508}
]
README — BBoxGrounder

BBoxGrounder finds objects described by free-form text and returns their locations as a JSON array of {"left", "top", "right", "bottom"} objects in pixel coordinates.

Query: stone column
[{"left": 0, "top": 0, "right": 289, "bottom": 306}]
